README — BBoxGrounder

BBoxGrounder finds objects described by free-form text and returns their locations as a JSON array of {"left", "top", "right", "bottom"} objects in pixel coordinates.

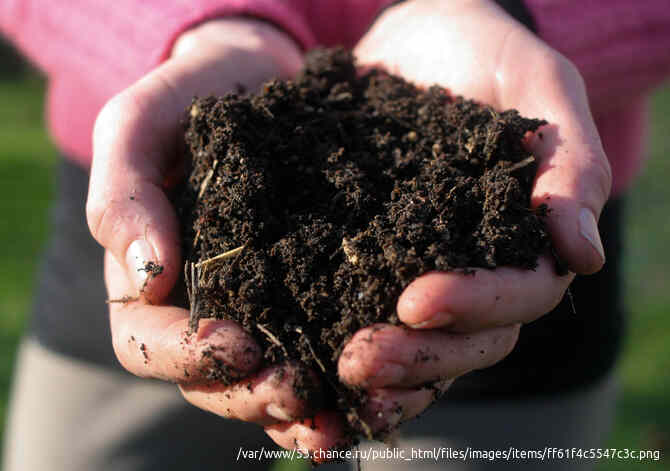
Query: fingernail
[
  {"left": 126, "top": 240, "right": 156, "bottom": 291},
  {"left": 409, "top": 311, "right": 452, "bottom": 329},
  {"left": 369, "top": 363, "right": 406, "bottom": 386},
  {"left": 579, "top": 208, "right": 605, "bottom": 263},
  {"left": 266, "top": 403, "right": 293, "bottom": 422}
]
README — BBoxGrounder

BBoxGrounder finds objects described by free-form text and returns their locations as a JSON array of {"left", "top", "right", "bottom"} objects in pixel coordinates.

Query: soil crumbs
[{"left": 177, "top": 48, "right": 549, "bottom": 442}]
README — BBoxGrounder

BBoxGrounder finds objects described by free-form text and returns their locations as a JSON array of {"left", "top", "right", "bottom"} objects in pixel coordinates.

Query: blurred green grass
[
  {"left": 601, "top": 87, "right": 670, "bottom": 470},
  {"left": 0, "top": 76, "right": 57, "bottom": 464},
  {"left": 0, "top": 73, "right": 667, "bottom": 469}
]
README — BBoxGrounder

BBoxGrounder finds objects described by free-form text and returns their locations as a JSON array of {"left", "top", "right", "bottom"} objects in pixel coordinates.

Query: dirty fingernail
[
  {"left": 409, "top": 311, "right": 452, "bottom": 329},
  {"left": 126, "top": 240, "right": 156, "bottom": 291},
  {"left": 369, "top": 363, "right": 406, "bottom": 386},
  {"left": 579, "top": 208, "right": 605, "bottom": 263},
  {"left": 266, "top": 403, "right": 293, "bottom": 422}
]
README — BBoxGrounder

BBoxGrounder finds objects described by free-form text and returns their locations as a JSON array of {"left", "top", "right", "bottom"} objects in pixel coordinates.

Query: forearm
[{"left": 0, "top": 0, "right": 314, "bottom": 88}]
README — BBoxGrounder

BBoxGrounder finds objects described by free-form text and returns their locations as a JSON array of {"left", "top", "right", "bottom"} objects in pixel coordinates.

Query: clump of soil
[{"left": 176, "top": 48, "right": 549, "bottom": 438}]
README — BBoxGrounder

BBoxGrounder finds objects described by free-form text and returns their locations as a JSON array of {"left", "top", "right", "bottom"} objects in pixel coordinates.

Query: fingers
[
  {"left": 339, "top": 324, "right": 519, "bottom": 388},
  {"left": 108, "top": 251, "right": 324, "bottom": 433},
  {"left": 264, "top": 389, "right": 450, "bottom": 458},
  {"left": 338, "top": 322, "right": 507, "bottom": 440},
  {"left": 87, "top": 63, "right": 189, "bottom": 302},
  {"left": 106, "top": 251, "right": 261, "bottom": 383},
  {"left": 357, "top": 384, "right": 452, "bottom": 438},
  {"left": 396, "top": 255, "right": 572, "bottom": 331},
  {"left": 265, "top": 411, "right": 347, "bottom": 463},
  {"left": 267, "top": 388, "right": 448, "bottom": 454},
  {"left": 527, "top": 117, "right": 611, "bottom": 275},
  {"left": 500, "top": 44, "right": 612, "bottom": 275},
  {"left": 180, "top": 363, "right": 320, "bottom": 427},
  {"left": 358, "top": 1, "right": 611, "bottom": 276}
]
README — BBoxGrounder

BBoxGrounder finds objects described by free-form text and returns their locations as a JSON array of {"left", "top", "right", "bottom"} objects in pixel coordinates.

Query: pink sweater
[{"left": 1, "top": 0, "right": 669, "bottom": 194}]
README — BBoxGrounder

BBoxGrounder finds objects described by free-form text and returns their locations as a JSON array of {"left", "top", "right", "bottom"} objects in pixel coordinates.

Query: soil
[{"left": 176, "top": 48, "right": 549, "bottom": 441}]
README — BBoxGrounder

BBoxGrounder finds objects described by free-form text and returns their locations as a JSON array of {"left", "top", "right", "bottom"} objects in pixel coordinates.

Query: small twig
[
  {"left": 444, "top": 183, "right": 460, "bottom": 202},
  {"left": 195, "top": 244, "right": 246, "bottom": 268},
  {"left": 295, "top": 327, "right": 326, "bottom": 373},
  {"left": 192, "top": 228, "right": 201, "bottom": 248},
  {"left": 348, "top": 408, "right": 374, "bottom": 441},
  {"left": 257, "top": 324, "right": 288, "bottom": 357},
  {"left": 197, "top": 159, "right": 218, "bottom": 199},
  {"left": 566, "top": 285, "right": 577, "bottom": 315},
  {"left": 259, "top": 104, "right": 275, "bottom": 118},
  {"left": 184, "top": 262, "right": 192, "bottom": 301},
  {"left": 341, "top": 238, "right": 359, "bottom": 265},
  {"left": 185, "top": 262, "right": 202, "bottom": 334},
  {"left": 487, "top": 107, "right": 501, "bottom": 121},
  {"left": 106, "top": 295, "right": 139, "bottom": 304},
  {"left": 506, "top": 156, "right": 536, "bottom": 173}
]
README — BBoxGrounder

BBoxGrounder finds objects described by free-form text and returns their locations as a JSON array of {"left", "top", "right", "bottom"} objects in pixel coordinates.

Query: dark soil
[{"left": 176, "top": 48, "right": 549, "bottom": 440}]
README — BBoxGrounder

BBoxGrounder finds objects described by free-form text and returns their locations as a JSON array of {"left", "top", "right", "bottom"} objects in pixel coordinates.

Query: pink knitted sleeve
[
  {"left": 525, "top": 0, "right": 670, "bottom": 193},
  {"left": 0, "top": 0, "right": 320, "bottom": 165},
  {"left": 0, "top": 0, "right": 318, "bottom": 90},
  {"left": 0, "top": 0, "right": 394, "bottom": 164},
  {"left": 8, "top": 0, "right": 663, "bottom": 189},
  {"left": 525, "top": 0, "right": 670, "bottom": 109}
]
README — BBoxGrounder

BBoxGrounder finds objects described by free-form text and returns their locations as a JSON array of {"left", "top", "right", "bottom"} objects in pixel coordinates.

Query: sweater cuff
[
  {"left": 116, "top": 1, "right": 316, "bottom": 86},
  {"left": 153, "top": 1, "right": 317, "bottom": 65}
]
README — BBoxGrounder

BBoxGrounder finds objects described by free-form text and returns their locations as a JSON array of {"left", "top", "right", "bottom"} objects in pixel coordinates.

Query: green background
[{"left": 0, "top": 63, "right": 667, "bottom": 469}]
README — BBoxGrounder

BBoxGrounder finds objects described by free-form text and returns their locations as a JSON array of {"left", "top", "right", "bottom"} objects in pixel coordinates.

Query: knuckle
[
  {"left": 550, "top": 276, "right": 574, "bottom": 312},
  {"left": 86, "top": 199, "right": 125, "bottom": 247},
  {"left": 94, "top": 93, "right": 127, "bottom": 146},
  {"left": 171, "top": 32, "right": 200, "bottom": 57},
  {"left": 485, "top": 327, "right": 520, "bottom": 366},
  {"left": 178, "top": 386, "right": 206, "bottom": 411},
  {"left": 500, "top": 325, "right": 521, "bottom": 358},
  {"left": 544, "top": 291, "right": 564, "bottom": 317},
  {"left": 110, "top": 323, "right": 140, "bottom": 376},
  {"left": 535, "top": 49, "right": 587, "bottom": 98},
  {"left": 338, "top": 346, "right": 380, "bottom": 385},
  {"left": 557, "top": 55, "right": 581, "bottom": 85},
  {"left": 588, "top": 153, "right": 613, "bottom": 208},
  {"left": 93, "top": 88, "right": 153, "bottom": 147},
  {"left": 84, "top": 198, "right": 107, "bottom": 243},
  {"left": 93, "top": 93, "right": 123, "bottom": 140},
  {"left": 543, "top": 51, "right": 581, "bottom": 84},
  {"left": 533, "top": 281, "right": 569, "bottom": 324},
  {"left": 537, "top": 281, "right": 567, "bottom": 319}
]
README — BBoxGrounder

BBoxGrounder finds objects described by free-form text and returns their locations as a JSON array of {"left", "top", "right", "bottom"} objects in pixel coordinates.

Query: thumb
[
  {"left": 521, "top": 58, "right": 612, "bottom": 275},
  {"left": 86, "top": 18, "right": 305, "bottom": 302},
  {"left": 86, "top": 73, "right": 183, "bottom": 303}
]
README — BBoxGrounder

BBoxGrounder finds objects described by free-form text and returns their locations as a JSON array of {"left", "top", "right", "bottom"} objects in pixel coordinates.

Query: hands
[
  {"left": 87, "top": 0, "right": 612, "bottom": 459},
  {"left": 88, "top": 18, "right": 343, "bottom": 454},
  {"left": 338, "top": 0, "right": 611, "bottom": 431}
]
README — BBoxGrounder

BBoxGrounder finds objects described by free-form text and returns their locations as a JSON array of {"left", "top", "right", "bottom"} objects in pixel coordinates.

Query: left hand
[
  {"left": 334, "top": 0, "right": 612, "bottom": 436},
  {"left": 88, "top": 18, "right": 344, "bottom": 457}
]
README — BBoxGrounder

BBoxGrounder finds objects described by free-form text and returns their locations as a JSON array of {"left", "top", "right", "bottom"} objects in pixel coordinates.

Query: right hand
[{"left": 87, "top": 18, "right": 344, "bottom": 455}]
